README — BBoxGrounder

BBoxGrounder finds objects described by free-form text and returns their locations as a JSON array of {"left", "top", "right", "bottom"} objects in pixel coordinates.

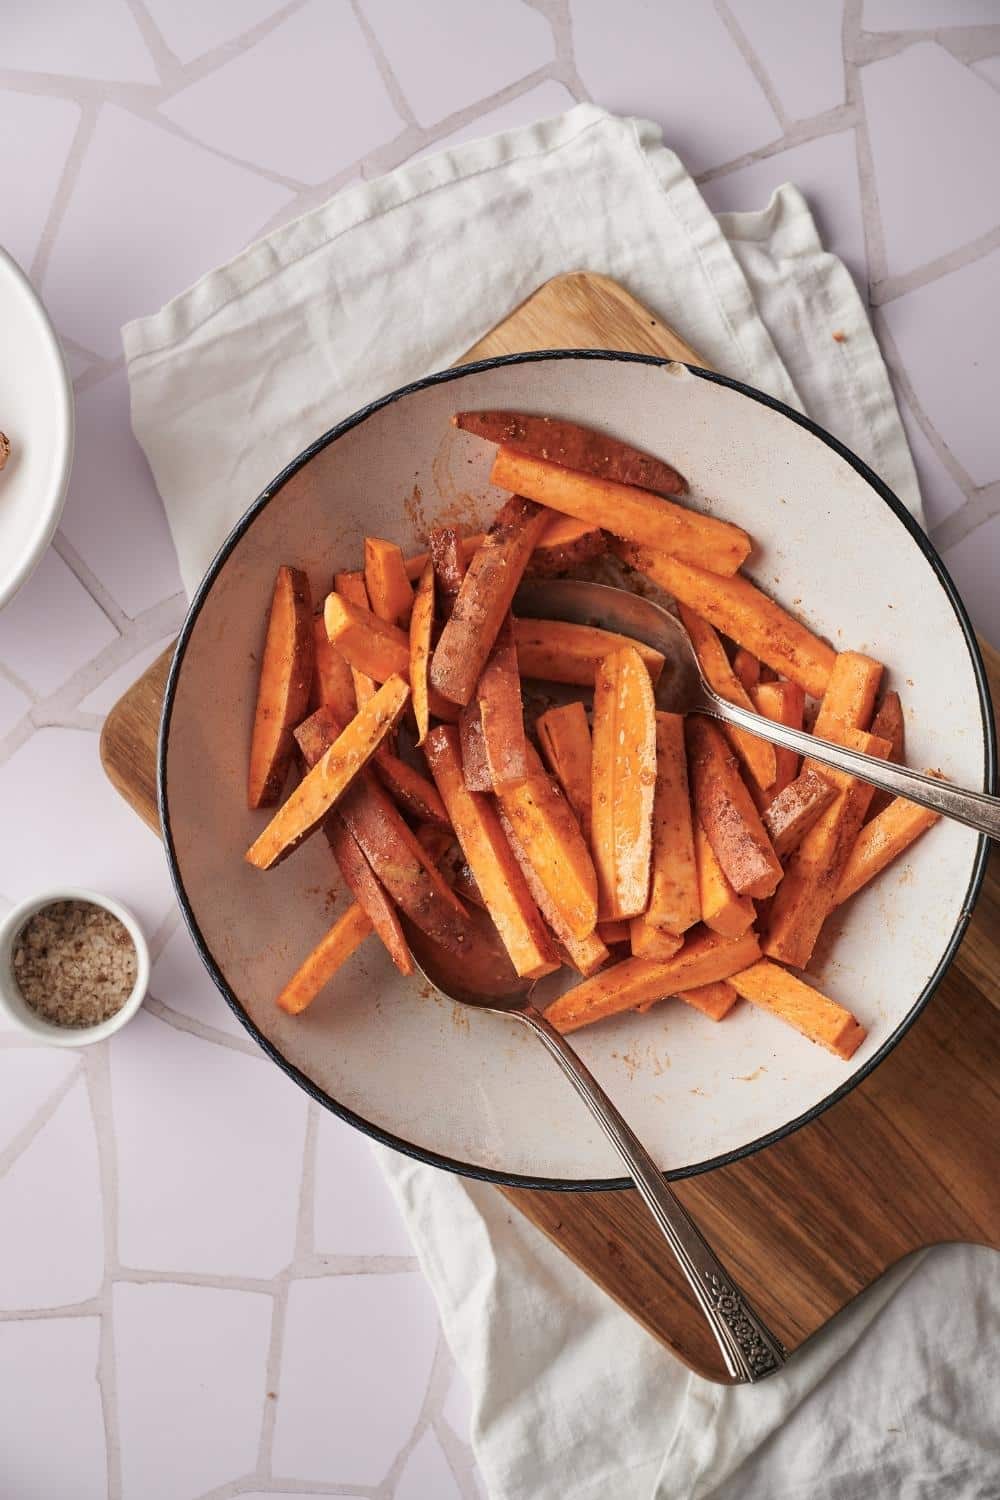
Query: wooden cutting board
[{"left": 101, "top": 272, "right": 1000, "bottom": 1383}]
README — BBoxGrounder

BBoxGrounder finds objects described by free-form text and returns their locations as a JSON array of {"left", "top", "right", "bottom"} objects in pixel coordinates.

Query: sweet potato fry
[
  {"left": 591, "top": 646, "right": 657, "bottom": 919},
  {"left": 276, "top": 903, "right": 372, "bottom": 1015},
  {"left": 312, "top": 612, "right": 356, "bottom": 722},
  {"left": 496, "top": 743, "right": 598, "bottom": 940},
  {"left": 694, "top": 820, "right": 756, "bottom": 938},
  {"left": 536, "top": 701, "right": 593, "bottom": 842},
  {"left": 525, "top": 515, "right": 607, "bottom": 576},
  {"left": 677, "top": 980, "right": 739, "bottom": 1022},
  {"left": 424, "top": 725, "right": 560, "bottom": 979},
  {"left": 498, "top": 807, "right": 609, "bottom": 977},
  {"left": 728, "top": 960, "right": 867, "bottom": 1060},
  {"left": 453, "top": 409, "right": 688, "bottom": 496},
  {"left": 764, "top": 729, "right": 892, "bottom": 968},
  {"left": 835, "top": 795, "right": 940, "bottom": 906},
  {"left": 477, "top": 615, "right": 527, "bottom": 788},
  {"left": 544, "top": 926, "right": 761, "bottom": 1033},
  {"left": 364, "top": 536, "right": 414, "bottom": 625},
  {"left": 867, "top": 690, "right": 905, "bottom": 818},
  {"left": 459, "top": 700, "right": 492, "bottom": 791},
  {"left": 644, "top": 711, "right": 700, "bottom": 935},
  {"left": 333, "top": 570, "right": 377, "bottom": 702},
  {"left": 296, "top": 707, "right": 470, "bottom": 951},
  {"left": 732, "top": 648, "right": 760, "bottom": 694},
  {"left": 614, "top": 544, "right": 835, "bottom": 698},
  {"left": 678, "top": 605, "right": 776, "bottom": 791},
  {"left": 429, "top": 495, "right": 550, "bottom": 707},
  {"left": 248, "top": 565, "right": 313, "bottom": 809},
  {"left": 686, "top": 717, "right": 782, "bottom": 899},
  {"left": 750, "top": 680, "right": 805, "bottom": 801},
  {"left": 629, "top": 919, "right": 683, "bottom": 962},
  {"left": 323, "top": 814, "right": 413, "bottom": 976},
  {"left": 325, "top": 591, "right": 459, "bottom": 722},
  {"left": 372, "top": 751, "right": 450, "bottom": 829},
  {"left": 246, "top": 677, "right": 409, "bottom": 870},
  {"left": 597, "top": 919, "right": 630, "bottom": 945},
  {"left": 763, "top": 768, "right": 837, "bottom": 858},
  {"left": 514, "top": 619, "right": 664, "bottom": 687},
  {"left": 811, "top": 651, "right": 883, "bottom": 743},
  {"left": 427, "top": 527, "right": 468, "bottom": 617},
  {"left": 492, "top": 448, "right": 749, "bottom": 575},
  {"left": 409, "top": 560, "right": 434, "bottom": 744}
]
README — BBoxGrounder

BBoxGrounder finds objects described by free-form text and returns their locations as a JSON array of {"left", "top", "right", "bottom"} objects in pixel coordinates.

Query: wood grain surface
[{"left": 100, "top": 271, "right": 1000, "bottom": 1384}]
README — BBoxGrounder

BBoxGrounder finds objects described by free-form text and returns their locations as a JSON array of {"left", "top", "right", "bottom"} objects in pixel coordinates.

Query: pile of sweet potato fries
[{"left": 244, "top": 411, "right": 939, "bottom": 1060}]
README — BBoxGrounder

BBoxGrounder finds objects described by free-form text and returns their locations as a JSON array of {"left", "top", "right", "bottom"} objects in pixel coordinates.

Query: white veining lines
[{"left": 1, "top": 1, "right": 998, "bottom": 1493}]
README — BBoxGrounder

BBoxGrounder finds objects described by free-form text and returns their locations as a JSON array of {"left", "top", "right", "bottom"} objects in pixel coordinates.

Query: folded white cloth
[{"left": 126, "top": 105, "right": 995, "bottom": 1500}]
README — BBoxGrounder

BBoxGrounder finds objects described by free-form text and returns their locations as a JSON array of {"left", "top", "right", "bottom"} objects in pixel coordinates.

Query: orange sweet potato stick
[
  {"left": 732, "top": 648, "right": 760, "bottom": 694},
  {"left": 544, "top": 926, "right": 761, "bottom": 1033},
  {"left": 676, "top": 980, "right": 739, "bottom": 1022},
  {"left": 762, "top": 768, "right": 837, "bottom": 858},
  {"left": 597, "top": 919, "right": 630, "bottom": 946},
  {"left": 409, "top": 561, "right": 435, "bottom": 744},
  {"left": 811, "top": 650, "right": 884, "bottom": 743},
  {"left": 246, "top": 676, "right": 409, "bottom": 870},
  {"left": 525, "top": 516, "right": 607, "bottom": 576},
  {"left": 686, "top": 717, "right": 783, "bottom": 899},
  {"left": 296, "top": 707, "right": 470, "bottom": 952},
  {"left": 514, "top": 619, "right": 664, "bottom": 687},
  {"left": 613, "top": 543, "right": 835, "bottom": 698},
  {"left": 751, "top": 680, "right": 805, "bottom": 802},
  {"left": 591, "top": 645, "right": 657, "bottom": 919},
  {"left": 498, "top": 807, "right": 609, "bottom": 977},
  {"left": 424, "top": 725, "right": 560, "bottom": 979},
  {"left": 294, "top": 721, "right": 412, "bottom": 976},
  {"left": 364, "top": 536, "right": 414, "bottom": 626},
  {"left": 248, "top": 565, "right": 313, "bottom": 809},
  {"left": 764, "top": 728, "right": 892, "bottom": 968},
  {"left": 429, "top": 495, "right": 550, "bottom": 707},
  {"left": 496, "top": 743, "right": 599, "bottom": 941},
  {"left": 333, "top": 570, "right": 378, "bottom": 711},
  {"left": 372, "top": 751, "right": 451, "bottom": 829},
  {"left": 325, "top": 591, "right": 460, "bottom": 722},
  {"left": 834, "top": 795, "right": 940, "bottom": 906},
  {"left": 477, "top": 615, "right": 528, "bottom": 788},
  {"left": 536, "top": 701, "right": 593, "bottom": 843},
  {"left": 426, "top": 527, "right": 468, "bottom": 618},
  {"left": 492, "top": 447, "right": 749, "bottom": 575},
  {"left": 453, "top": 409, "right": 688, "bottom": 496},
  {"left": 678, "top": 605, "right": 776, "bottom": 791},
  {"left": 867, "top": 690, "right": 905, "bottom": 818},
  {"left": 629, "top": 920, "right": 683, "bottom": 962},
  {"left": 728, "top": 960, "right": 867, "bottom": 1060},
  {"left": 459, "top": 700, "right": 492, "bottom": 791},
  {"left": 312, "top": 611, "right": 356, "bottom": 722},
  {"left": 276, "top": 903, "right": 373, "bottom": 1015},
  {"left": 693, "top": 820, "right": 756, "bottom": 938},
  {"left": 630, "top": 712, "right": 700, "bottom": 956}
]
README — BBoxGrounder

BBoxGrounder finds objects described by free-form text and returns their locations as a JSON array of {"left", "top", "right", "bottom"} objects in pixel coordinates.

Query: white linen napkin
[{"left": 126, "top": 105, "right": 996, "bottom": 1500}]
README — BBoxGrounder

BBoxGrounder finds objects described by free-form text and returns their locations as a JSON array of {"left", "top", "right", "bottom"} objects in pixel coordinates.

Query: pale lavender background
[{"left": 1, "top": 2, "right": 999, "bottom": 1498}]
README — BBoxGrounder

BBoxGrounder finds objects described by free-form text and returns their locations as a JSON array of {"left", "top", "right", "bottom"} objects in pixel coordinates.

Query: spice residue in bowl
[{"left": 12, "top": 900, "right": 137, "bottom": 1027}]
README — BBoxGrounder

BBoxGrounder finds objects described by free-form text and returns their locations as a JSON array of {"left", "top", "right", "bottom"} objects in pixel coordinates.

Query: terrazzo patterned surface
[{"left": 1, "top": 2, "right": 998, "bottom": 1495}]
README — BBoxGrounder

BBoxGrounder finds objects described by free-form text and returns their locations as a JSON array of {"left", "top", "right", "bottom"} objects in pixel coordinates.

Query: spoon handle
[
  {"left": 705, "top": 694, "right": 999, "bottom": 841},
  {"left": 518, "top": 1002, "right": 786, "bottom": 1383}
]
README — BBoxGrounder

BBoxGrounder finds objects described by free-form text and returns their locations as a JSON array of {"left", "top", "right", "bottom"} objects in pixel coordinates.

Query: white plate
[
  {"left": 160, "top": 354, "right": 992, "bottom": 1187},
  {"left": 0, "top": 248, "right": 74, "bottom": 609}
]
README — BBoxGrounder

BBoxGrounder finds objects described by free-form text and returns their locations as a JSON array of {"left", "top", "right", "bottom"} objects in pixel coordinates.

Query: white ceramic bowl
[
  {"left": 0, "top": 247, "right": 74, "bottom": 609},
  {"left": 160, "top": 353, "right": 994, "bottom": 1187},
  {"left": 0, "top": 888, "right": 149, "bottom": 1046}
]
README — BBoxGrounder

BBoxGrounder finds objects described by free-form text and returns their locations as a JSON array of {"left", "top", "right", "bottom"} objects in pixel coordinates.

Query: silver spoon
[
  {"left": 515, "top": 579, "right": 999, "bottom": 840},
  {"left": 403, "top": 904, "right": 787, "bottom": 1384}
]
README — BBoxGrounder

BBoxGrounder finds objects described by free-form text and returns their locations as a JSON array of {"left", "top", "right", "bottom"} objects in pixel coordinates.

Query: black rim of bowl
[{"left": 159, "top": 349, "right": 996, "bottom": 1192}]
